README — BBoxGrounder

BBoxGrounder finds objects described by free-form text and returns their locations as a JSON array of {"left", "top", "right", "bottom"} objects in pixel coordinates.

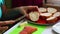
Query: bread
[
  {"left": 20, "top": 21, "right": 28, "bottom": 27},
  {"left": 53, "top": 12, "right": 60, "bottom": 17},
  {"left": 46, "top": 16, "right": 57, "bottom": 23},
  {"left": 53, "top": 12, "right": 60, "bottom": 20},
  {"left": 29, "top": 12, "right": 39, "bottom": 21},
  {"left": 47, "top": 8, "right": 57, "bottom": 13},
  {"left": 38, "top": 8, "right": 46, "bottom": 13},
  {"left": 40, "top": 13, "right": 52, "bottom": 18}
]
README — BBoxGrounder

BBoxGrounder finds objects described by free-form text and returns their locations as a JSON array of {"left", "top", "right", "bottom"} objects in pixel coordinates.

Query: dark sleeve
[{"left": 1, "top": 9, "right": 24, "bottom": 20}]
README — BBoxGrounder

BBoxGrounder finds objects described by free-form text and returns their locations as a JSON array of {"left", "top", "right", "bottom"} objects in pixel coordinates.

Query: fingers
[
  {"left": 21, "top": 6, "right": 38, "bottom": 8},
  {"left": 4, "top": 20, "right": 15, "bottom": 25},
  {"left": 20, "top": 7, "right": 27, "bottom": 15},
  {"left": 20, "top": 6, "right": 39, "bottom": 13},
  {"left": 20, "top": 6, "right": 38, "bottom": 11},
  {"left": 20, "top": 6, "right": 39, "bottom": 18},
  {"left": 0, "top": 20, "right": 15, "bottom": 26},
  {"left": 27, "top": 6, "right": 39, "bottom": 11},
  {"left": 0, "top": 26, "right": 8, "bottom": 33},
  {"left": 0, "top": 26, "right": 8, "bottom": 31},
  {"left": 26, "top": 6, "right": 38, "bottom": 9},
  {"left": 0, "top": 21, "right": 5, "bottom": 26}
]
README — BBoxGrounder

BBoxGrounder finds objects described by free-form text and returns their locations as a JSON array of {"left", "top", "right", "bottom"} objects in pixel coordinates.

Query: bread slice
[
  {"left": 47, "top": 8, "right": 57, "bottom": 13},
  {"left": 38, "top": 8, "right": 46, "bottom": 13},
  {"left": 29, "top": 12, "right": 39, "bottom": 21},
  {"left": 53, "top": 12, "right": 60, "bottom": 17},
  {"left": 40, "top": 13, "right": 52, "bottom": 18},
  {"left": 46, "top": 16, "right": 57, "bottom": 23}
]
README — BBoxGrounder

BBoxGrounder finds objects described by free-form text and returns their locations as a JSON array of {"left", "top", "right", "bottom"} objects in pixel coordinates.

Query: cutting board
[{"left": 9, "top": 21, "right": 46, "bottom": 34}]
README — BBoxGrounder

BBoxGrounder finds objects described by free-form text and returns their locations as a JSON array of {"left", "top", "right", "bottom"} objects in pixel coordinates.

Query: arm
[
  {"left": 2, "top": 4, "right": 7, "bottom": 13},
  {"left": 20, "top": 6, "right": 39, "bottom": 17}
]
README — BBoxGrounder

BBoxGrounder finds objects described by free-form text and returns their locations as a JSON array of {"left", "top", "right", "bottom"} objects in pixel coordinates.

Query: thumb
[{"left": 0, "top": 26, "right": 8, "bottom": 31}]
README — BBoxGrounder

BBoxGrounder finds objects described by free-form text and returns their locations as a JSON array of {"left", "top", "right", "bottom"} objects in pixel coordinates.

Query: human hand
[
  {"left": 20, "top": 6, "right": 39, "bottom": 18},
  {"left": 0, "top": 20, "right": 15, "bottom": 33}
]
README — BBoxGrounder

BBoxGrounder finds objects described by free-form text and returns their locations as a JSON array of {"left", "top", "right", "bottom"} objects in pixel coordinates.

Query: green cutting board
[{"left": 10, "top": 22, "right": 46, "bottom": 34}]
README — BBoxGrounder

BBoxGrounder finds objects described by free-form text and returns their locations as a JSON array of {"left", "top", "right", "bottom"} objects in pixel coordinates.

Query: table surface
[{"left": 3, "top": 20, "right": 59, "bottom": 34}]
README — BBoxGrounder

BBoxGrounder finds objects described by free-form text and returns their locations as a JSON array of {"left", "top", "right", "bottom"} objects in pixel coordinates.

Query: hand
[
  {"left": 0, "top": 20, "right": 15, "bottom": 32},
  {"left": 20, "top": 6, "right": 39, "bottom": 18}
]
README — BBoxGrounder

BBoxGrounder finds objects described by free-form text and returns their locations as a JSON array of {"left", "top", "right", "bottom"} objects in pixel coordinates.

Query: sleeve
[
  {"left": 1, "top": 8, "right": 24, "bottom": 20},
  {"left": 0, "top": 7, "right": 2, "bottom": 19},
  {"left": 0, "top": 0, "right": 3, "bottom": 19},
  {"left": 1, "top": 0, "right": 5, "bottom": 5},
  {"left": 0, "top": 0, "right": 4, "bottom": 5},
  {"left": 0, "top": 0, "right": 5, "bottom": 20}
]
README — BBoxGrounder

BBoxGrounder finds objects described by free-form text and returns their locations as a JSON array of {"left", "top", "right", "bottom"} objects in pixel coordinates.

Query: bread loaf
[{"left": 29, "top": 12, "right": 39, "bottom": 21}]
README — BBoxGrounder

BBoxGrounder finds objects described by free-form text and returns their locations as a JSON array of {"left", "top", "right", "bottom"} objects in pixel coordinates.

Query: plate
[
  {"left": 52, "top": 21, "right": 60, "bottom": 34},
  {"left": 28, "top": 20, "right": 57, "bottom": 26}
]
